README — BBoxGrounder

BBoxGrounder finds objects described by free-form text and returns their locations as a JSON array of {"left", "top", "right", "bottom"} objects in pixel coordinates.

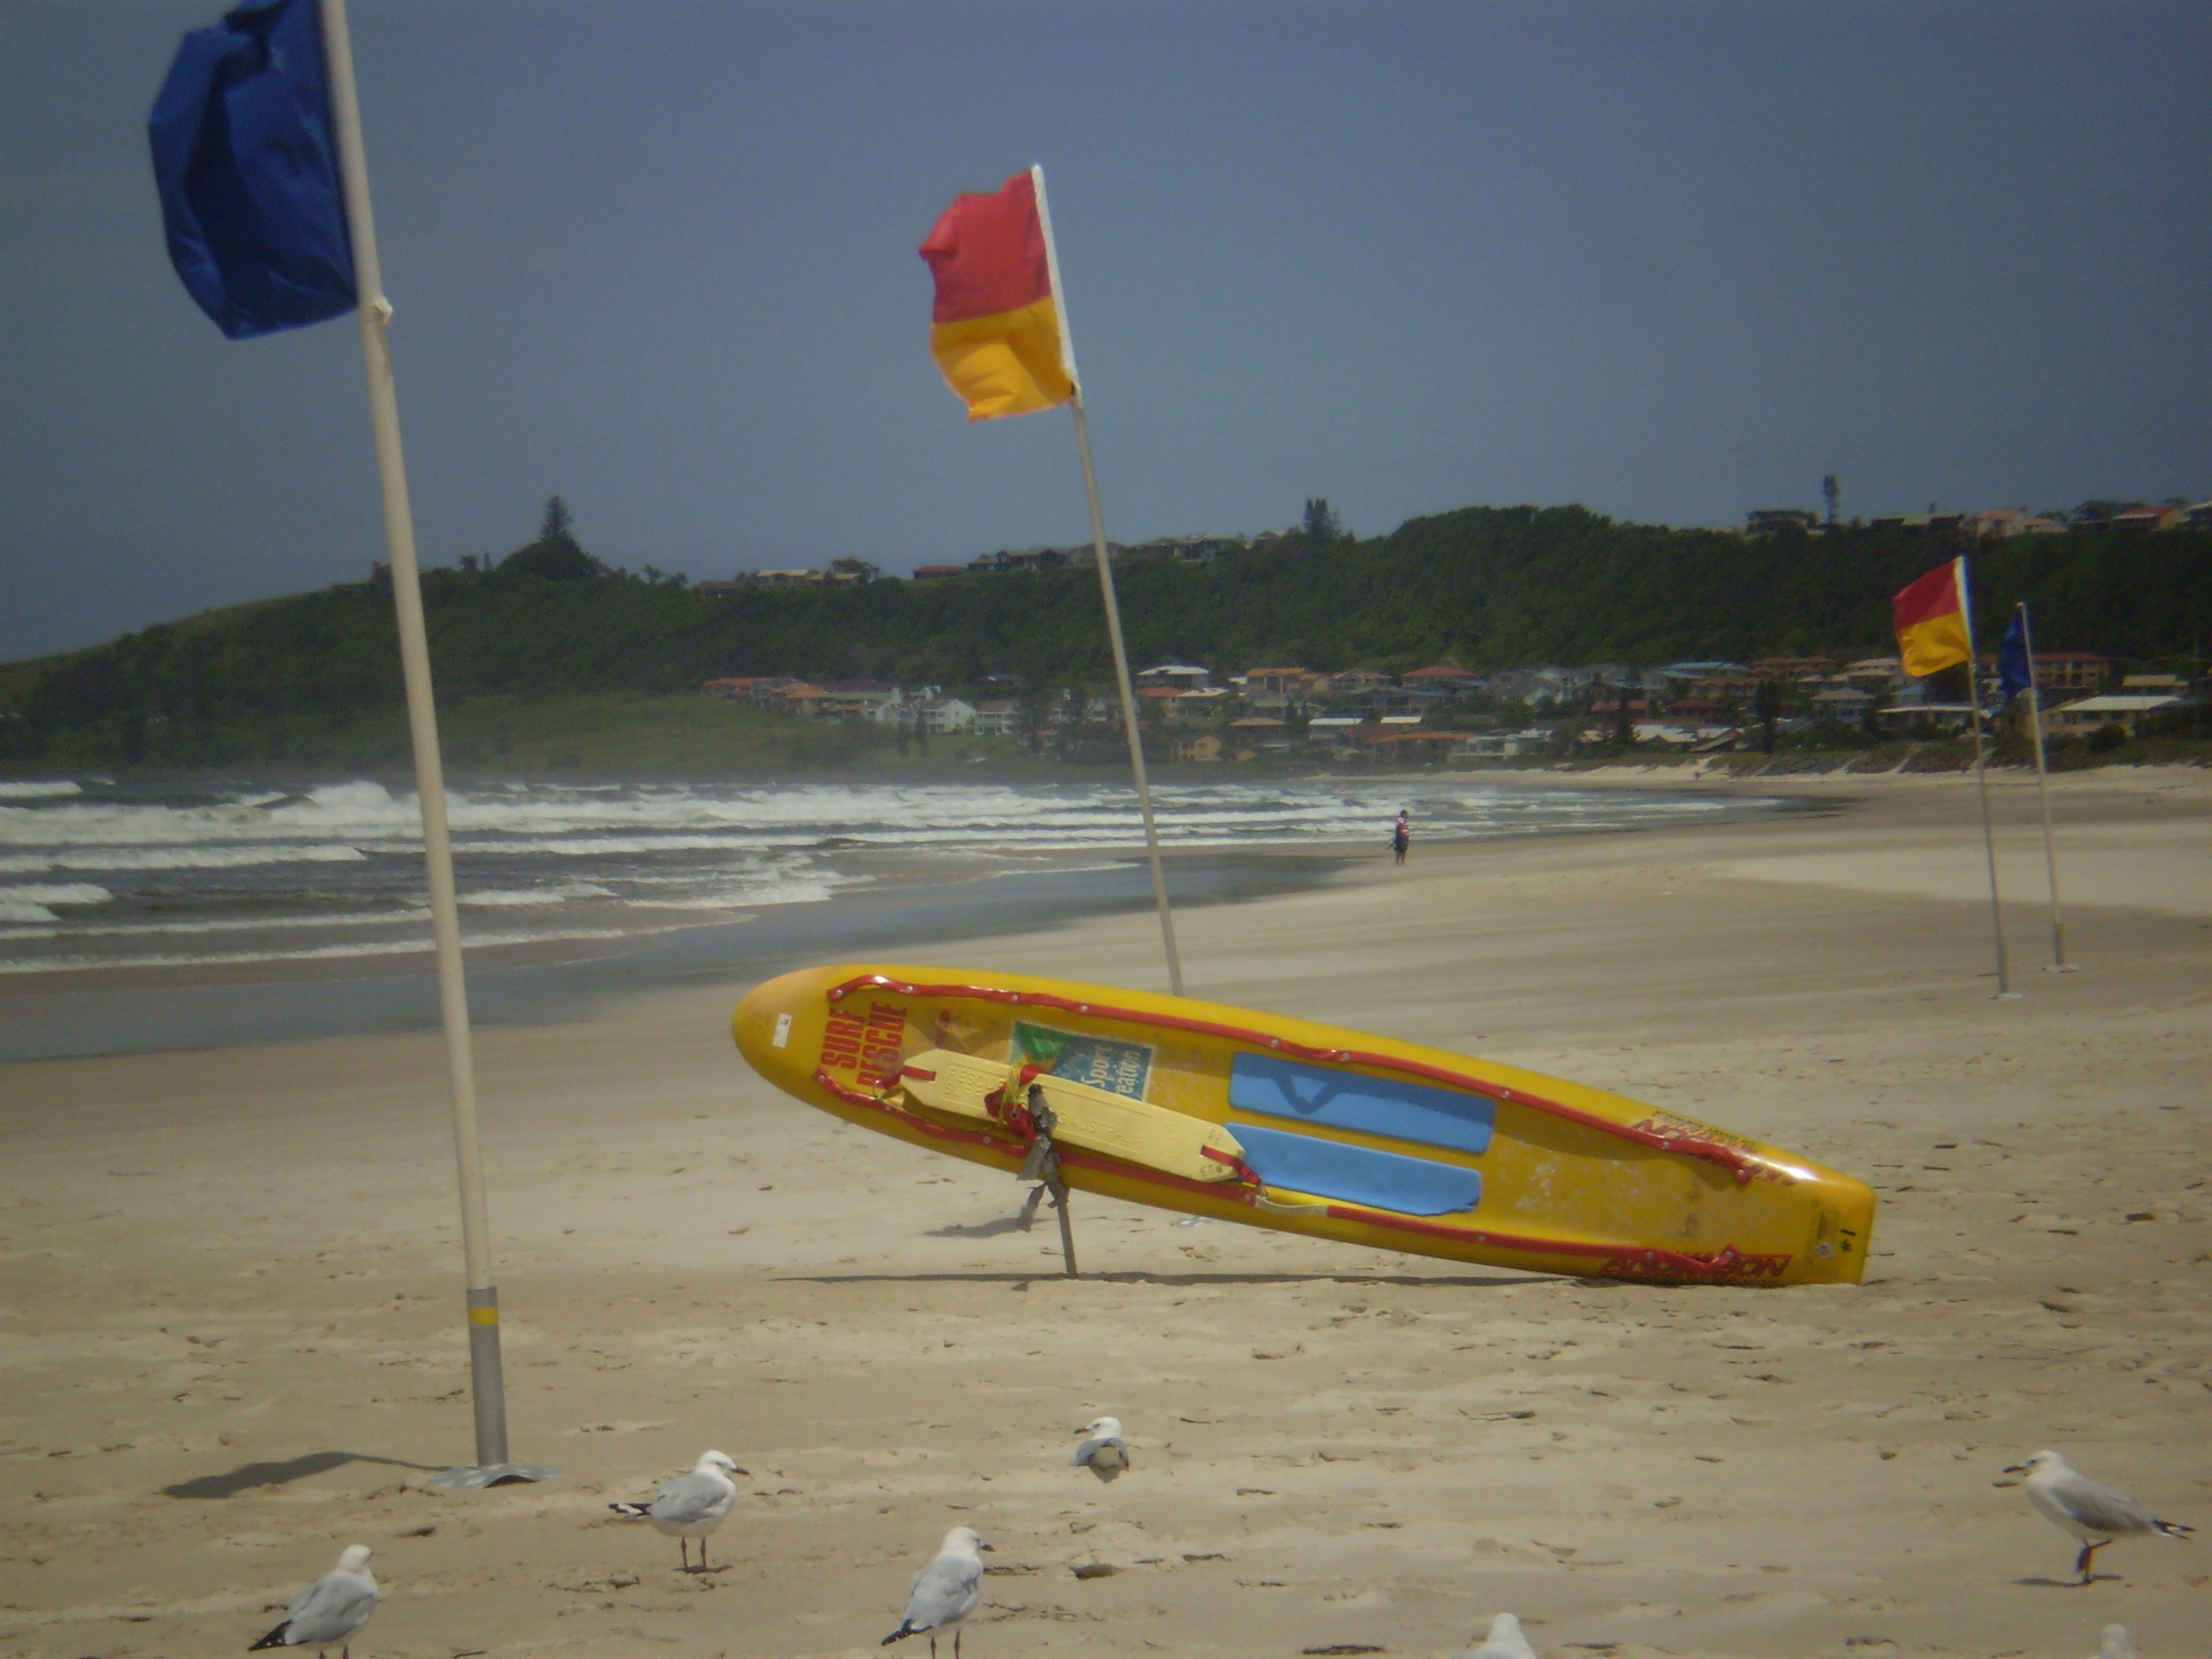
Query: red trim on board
[
  {"left": 825, "top": 974, "right": 1767, "bottom": 1184},
  {"left": 1317, "top": 1202, "right": 1788, "bottom": 1278},
  {"left": 815, "top": 1070, "right": 1014, "bottom": 1155}
]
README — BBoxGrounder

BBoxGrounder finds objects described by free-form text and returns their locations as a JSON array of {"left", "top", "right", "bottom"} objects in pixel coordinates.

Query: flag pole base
[{"left": 424, "top": 1463, "right": 559, "bottom": 1491}]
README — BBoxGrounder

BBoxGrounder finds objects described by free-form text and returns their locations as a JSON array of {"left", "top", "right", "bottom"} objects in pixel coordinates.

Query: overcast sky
[{"left": 2, "top": 0, "right": 2207, "bottom": 661}]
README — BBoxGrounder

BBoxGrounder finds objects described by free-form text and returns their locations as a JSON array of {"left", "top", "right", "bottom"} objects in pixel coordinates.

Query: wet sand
[{"left": 2, "top": 767, "right": 2205, "bottom": 1658}]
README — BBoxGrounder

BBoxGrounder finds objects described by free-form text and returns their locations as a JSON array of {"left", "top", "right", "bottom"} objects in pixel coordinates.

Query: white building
[
  {"left": 921, "top": 697, "right": 979, "bottom": 734},
  {"left": 2043, "top": 694, "right": 2187, "bottom": 738},
  {"left": 1136, "top": 663, "right": 1212, "bottom": 690}
]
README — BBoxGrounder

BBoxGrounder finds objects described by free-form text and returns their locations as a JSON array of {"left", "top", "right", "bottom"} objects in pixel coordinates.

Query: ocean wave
[
  {"left": 0, "top": 777, "right": 1763, "bottom": 981},
  {"left": 1, "top": 882, "right": 112, "bottom": 907},
  {"left": 0, "top": 843, "right": 370, "bottom": 873},
  {"left": 626, "top": 873, "right": 863, "bottom": 910},
  {"left": 4, "top": 907, "right": 434, "bottom": 940},
  {"left": 0, "top": 924, "right": 652, "bottom": 976},
  {"left": 0, "top": 780, "right": 82, "bottom": 799},
  {"left": 0, "top": 883, "right": 112, "bottom": 925},
  {"left": 459, "top": 883, "right": 617, "bottom": 907}
]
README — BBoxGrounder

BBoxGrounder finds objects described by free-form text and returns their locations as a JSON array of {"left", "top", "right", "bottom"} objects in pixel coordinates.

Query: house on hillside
[
  {"left": 1869, "top": 513, "right": 1966, "bottom": 534},
  {"left": 1973, "top": 508, "right": 2069, "bottom": 539},
  {"left": 1320, "top": 667, "right": 1391, "bottom": 695},
  {"left": 1972, "top": 652, "right": 2108, "bottom": 695},
  {"left": 968, "top": 546, "right": 1072, "bottom": 573},
  {"left": 1459, "top": 729, "right": 1554, "bottom": 759},
  {"left": 2120, "top": 673, "right": 2190, "bottom": 697},
  {"left": 1811, "top": 687, "right": 1875, "bottom": 720},
  {"left": 1745, "top": 508, "right": 1818, "bottom": 534},
  {"left": 2113, "top": 504, "right": 2186, "bottom": 532},
  {"left": 1126, "top": 535, "right": 1233, "bottom": 563},
  {"left": 816, "top": 682, "right": 898, "bottom": 720},
  {"left": 1136, "top": 663, "right": 1212, "bottom": 691},
  {"left": 2043, "top": 694, "right": 2187, "bottom": 738},
  {"left": 1837, "top": 657, "right": 1904, "bottom": 690},
  {"left": 744, "top": 676, "right": 800, "bottom": 706},
  {"left": 1749, "top": 656, "right": 1835, "bottom": 684},
  {"left": 929, "top": 698, "right": 980, "bottom": 734},
  {"left": 1404, "top": 665, "right": 1483, "bottom": 698}
]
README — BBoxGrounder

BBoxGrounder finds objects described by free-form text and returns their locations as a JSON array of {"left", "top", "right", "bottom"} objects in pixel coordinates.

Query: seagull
[
  {"left": 608, "top": 1448, "right": 749, "bottom": 1572},
  {"left": 1461, "top": 1612, "right": 1539, "bottom": 1659},
  {"left": 881, "top": 1525, "right": 991, "bottom": 1659},
  {"left": 2001, "top": 1450, "right": 2194, "bottom": 1583},
  {"left": 1072, "top": 1415, "right": 1130, "bottom": 1482},
  {"left": 2090, "top": 1626, "right": 2137, "bottom": 1659},
  {"left": 247, "top": 1545, "right": 378, "bottom": 1659}
]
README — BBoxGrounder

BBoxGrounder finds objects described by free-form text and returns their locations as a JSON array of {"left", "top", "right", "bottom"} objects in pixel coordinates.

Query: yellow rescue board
[{"left": 732, "top": 963, "right": 1877, "bottom": 1286}]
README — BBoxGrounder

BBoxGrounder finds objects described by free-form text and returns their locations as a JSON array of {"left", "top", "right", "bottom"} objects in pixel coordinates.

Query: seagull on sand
[
  {"left": 608, "top": 1448, "right": 749, "bottom": 1572},
  {"left": 1072, "top": 1415, "right": 1130, "bottom": 1482},
  {"left": 1460, "top": 1612, "right": 1539, "bottom": 1659},
  {"left": 2001, "top": 1450, "right": 2194, "bottom": 1584},
  {"left": 2089, "top": 1626, "right": 2138, "bottom": 1659},
  {"left": 882, "top": 1525, "right": 991, "bottom": 1659},
  {"left": 247, "top": 1545, "right": 378, "bottom": 1659}
]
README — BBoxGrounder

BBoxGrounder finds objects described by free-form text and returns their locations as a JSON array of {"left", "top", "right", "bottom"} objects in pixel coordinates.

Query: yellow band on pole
[{"left": 468, "top": 1305, "right": 500, "bottom": 1326}]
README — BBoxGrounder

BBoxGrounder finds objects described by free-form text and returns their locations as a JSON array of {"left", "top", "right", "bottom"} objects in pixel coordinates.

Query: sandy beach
[{"left": 2, "top": 766, "right": 2205, "bottom": 1659}]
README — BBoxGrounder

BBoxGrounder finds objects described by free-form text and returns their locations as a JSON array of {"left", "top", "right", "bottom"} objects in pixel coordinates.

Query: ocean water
[{"left": 0, "top": 774, "right": 1756, "bottom": 980}]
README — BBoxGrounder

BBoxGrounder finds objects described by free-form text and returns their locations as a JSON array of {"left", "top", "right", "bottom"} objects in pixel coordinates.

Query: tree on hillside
[
  {"left": 1822, "top": 474, "right": 1840, "bottom": 526},
  {"left": 1754, "top": 677, "right": 1782, "bottom": 753},
  {"left": 829, "top": 557, "right": 881, "bottom": 584},
  {"left": 500, "top": 500, "right": 600, "bottom": 581},
  {"left": 1302, "top": 497, "right": 1342, "bottom": 545}
]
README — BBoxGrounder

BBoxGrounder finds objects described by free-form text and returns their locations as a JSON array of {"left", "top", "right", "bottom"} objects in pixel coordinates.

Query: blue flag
[
  {"left": 149, "top": 0, "right": 355, "bottom": 339},
  {"left": 1998, "top": 607, "right": 2034, "bottom": 703}
]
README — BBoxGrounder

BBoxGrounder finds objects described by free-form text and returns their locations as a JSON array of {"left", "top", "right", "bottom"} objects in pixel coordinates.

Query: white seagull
[
  {"left": 881, "top": 1525, "right": 991, "bottom": 1659},
  {"left": 1461, "top": 1612, "right": 1540, "bottom": 1659},
  {"left": 247, "top": 1545, "right": 378, "bottom": 1659},
  {"left": 2001, "top": 1450, "right": 2194, "bottom": 1584},
  {"left": 1071, "top": 1415, "right": 1130, "bottom": 1482},
  {"left": 609, "top": 1448, "right": 749, "bottom": 1572}
]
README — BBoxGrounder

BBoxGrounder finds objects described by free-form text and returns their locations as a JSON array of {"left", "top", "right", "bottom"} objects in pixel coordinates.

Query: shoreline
[{"left": 0, "top": 780, "right": 1808, "bottom": 1061}]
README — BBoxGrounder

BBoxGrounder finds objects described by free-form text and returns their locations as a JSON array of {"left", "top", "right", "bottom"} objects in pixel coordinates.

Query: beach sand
[{"left": 2, "top": 767, "right": 2206, "bottom": 1658}]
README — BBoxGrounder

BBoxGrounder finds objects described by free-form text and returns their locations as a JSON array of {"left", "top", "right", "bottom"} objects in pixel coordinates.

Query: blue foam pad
[
  {"left": 1231, "top": 1122, "right": 1481, "bottom": 1216},
  {"left": 1229, "top": 1053, "right": 1495, "bottom": 1155}
]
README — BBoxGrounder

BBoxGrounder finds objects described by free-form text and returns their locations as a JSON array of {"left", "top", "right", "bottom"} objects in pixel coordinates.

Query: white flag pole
[
  {"left": 1031, "top": 164, "right": 1185, "bottom": 997},
  {"left": 317, "top": 0, "right": 547, "bottom": 1485},
  {"left": 1956, "top": 557, "right": 2014, "bottom": 998},
  {"left": 2015, "top": 602, "right": 2072, "bottom": 972}
]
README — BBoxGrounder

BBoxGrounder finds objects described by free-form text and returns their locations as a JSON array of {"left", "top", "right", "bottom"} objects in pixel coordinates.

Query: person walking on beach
[{"left": 1391, "top": 809, "right": 1411, "bottom": 866}]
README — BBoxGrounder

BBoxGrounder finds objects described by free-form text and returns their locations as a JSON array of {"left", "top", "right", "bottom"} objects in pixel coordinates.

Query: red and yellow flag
[
  {"left": 918, "top": 170, "right": 1075, "bottom": 422},
  {"left": 1892, "top": 558, "right": 1972, "bottom": 678}
]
